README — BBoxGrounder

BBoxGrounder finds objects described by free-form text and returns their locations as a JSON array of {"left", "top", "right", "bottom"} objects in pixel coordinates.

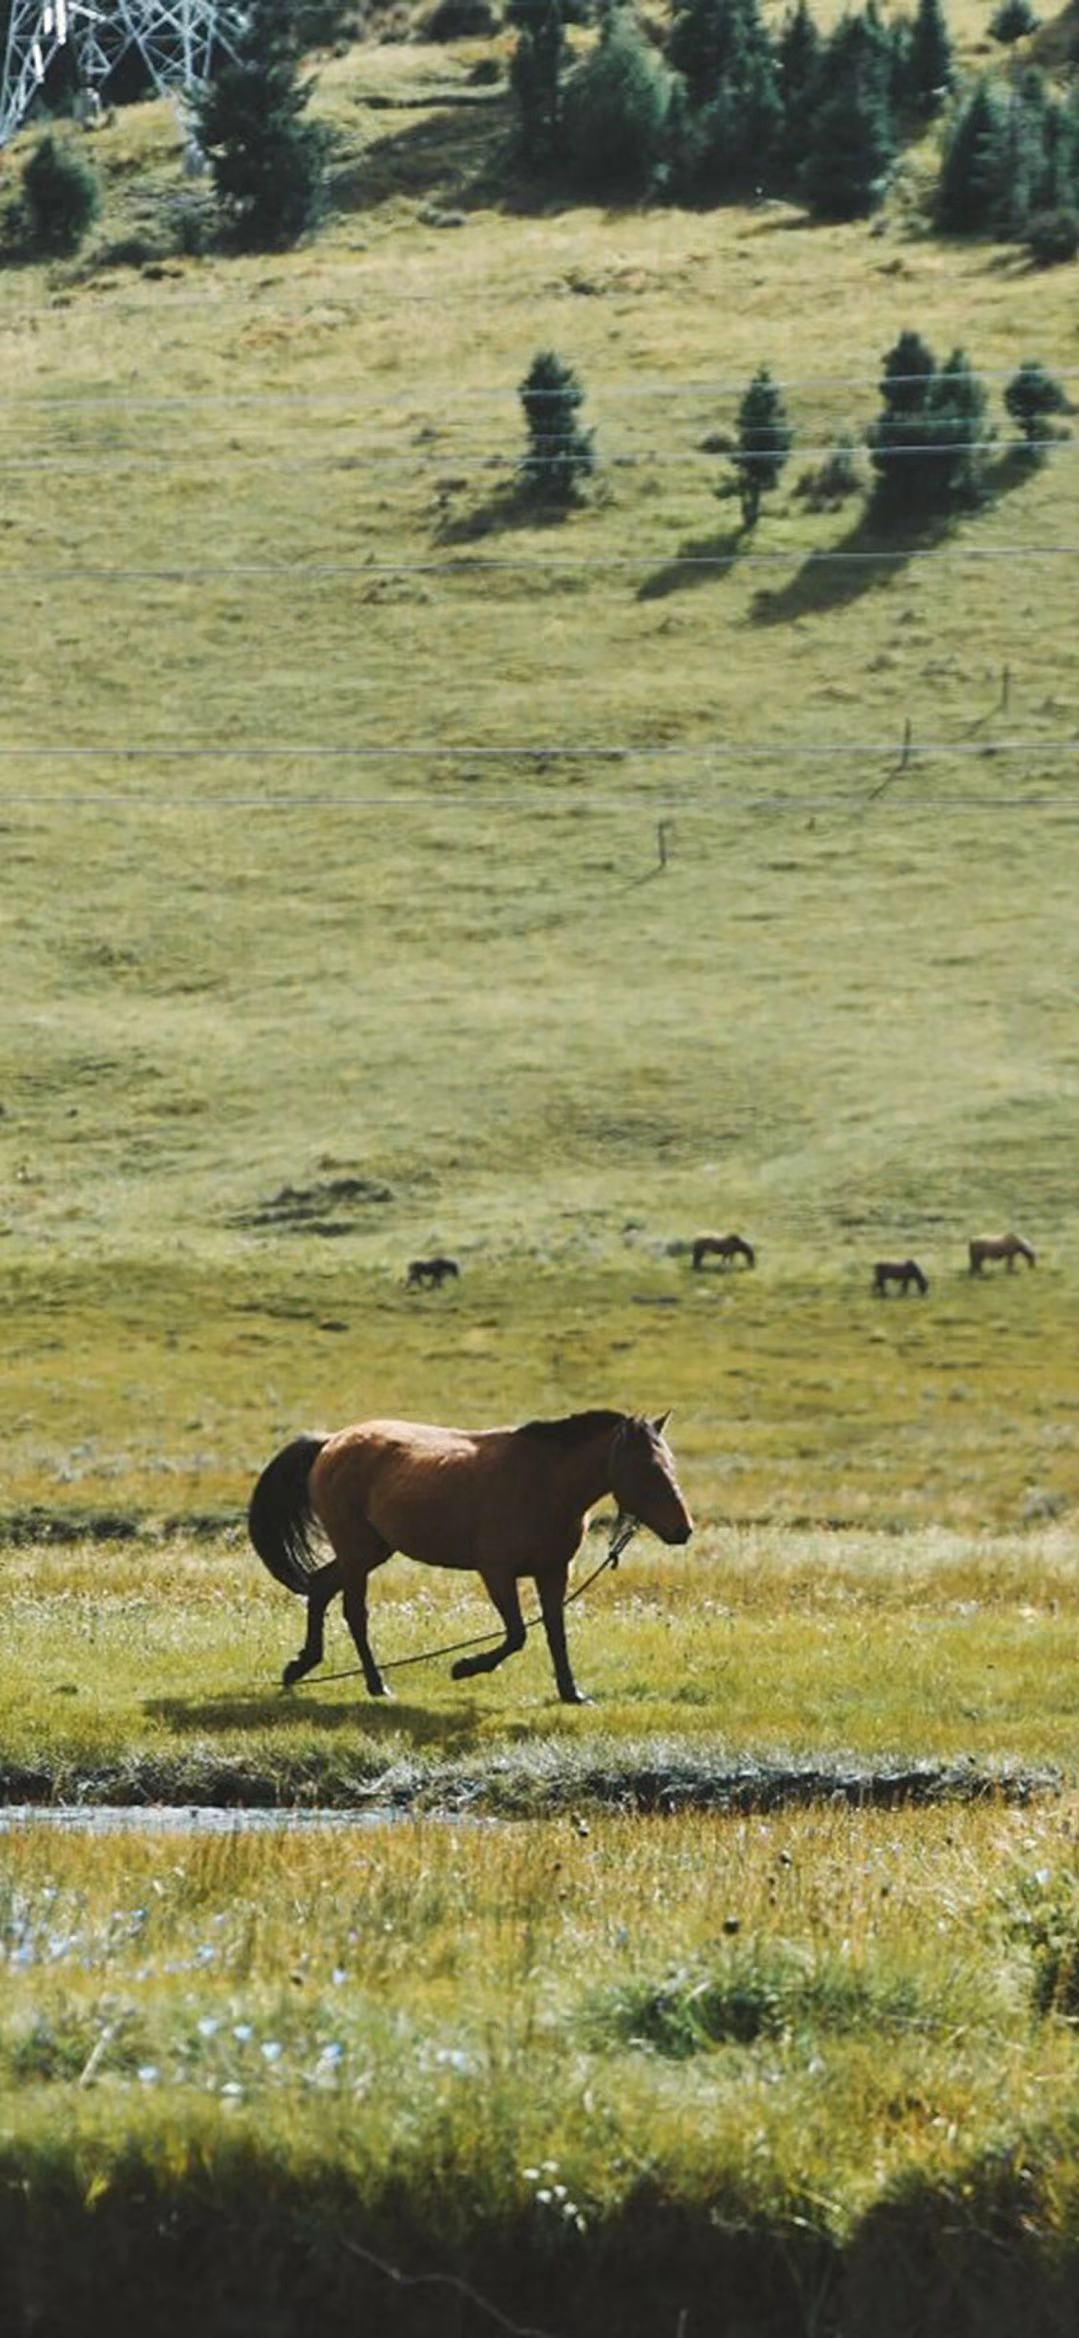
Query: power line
[
  {"left": 5, "top": 542, "right": 1079, "bottom": 581},
  {"left": 1, "top": 362, "right": 1077, "bottom": 418},
  {"left": 0, "top": 434, "right": 1072, "bottom": 477},
  {"left": 0, "top": 788, "right": 1074, "bottom": 812},
  {"left": 0, "top": 735, "right": 1077, "bottom": 763}
]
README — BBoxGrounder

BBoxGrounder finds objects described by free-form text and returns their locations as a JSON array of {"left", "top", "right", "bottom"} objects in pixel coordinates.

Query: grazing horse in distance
[
  {"left": 406, "top": 1255, "right": 460, "bottom": 1289},
  {"left": 968, "top": 1232, "right": 1036, "bottom": 1274},
  {"left": 692, "top": 1232, "right": 756, "bottom": 1272},
  {"left": 873, "top": 1258, "right": 928, "bottom": 1296},
  {"left": 248, "top": 1409, "right": 692, "bottom": 1706}
]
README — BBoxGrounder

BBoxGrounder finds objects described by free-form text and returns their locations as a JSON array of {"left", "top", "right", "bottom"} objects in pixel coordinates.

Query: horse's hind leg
[
  {"left": 452, "top": 1573, "right": 526, "bottom": 1684},
  {"left": 282, "top": 1559, "right": 341, "bottom": 1689}
]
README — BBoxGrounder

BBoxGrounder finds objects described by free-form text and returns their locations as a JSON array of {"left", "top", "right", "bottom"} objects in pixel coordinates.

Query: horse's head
[{"left": 610, "top": 1412, "right": 693, "bottom": 1545}]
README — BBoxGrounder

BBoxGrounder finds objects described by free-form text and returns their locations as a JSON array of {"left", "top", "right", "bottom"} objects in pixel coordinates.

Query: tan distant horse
[
  {"left": 248, "top": 1408, "right": 692, "bottom": 1705},
  {"left": 873, "top": 1258, "right": 928, "bottom": 1296},
  {"left": 692, "top": 1232, "right": 756, "bottom": 1271},
  {"left": 968, "top": 1233, "right": 1036, "bottom": 1274}
]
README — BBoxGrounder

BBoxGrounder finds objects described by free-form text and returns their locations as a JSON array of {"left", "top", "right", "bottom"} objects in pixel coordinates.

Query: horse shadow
[{"left": 145, "top": 1690, "right": 488, "bottom": 1753}]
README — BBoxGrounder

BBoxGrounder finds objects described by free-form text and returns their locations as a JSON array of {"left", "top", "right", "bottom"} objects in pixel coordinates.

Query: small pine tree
[
  {"left": 519, "top": 350, "right": 595, "bottom": 503},
  {"left": 906, "top": 0, "right": 953, "bottom": 114},
  {"left": 561, "top": 7, "right": 675, "bottom": 194},
  {"left": 21, "top": 132, "right": 101, "bottom": 256},
  {"left": 731, "top": 366, "right": 793, "bottom": 526},
  {"left": 196, "top": 0, "right": 327, "bottom": 251},
  {"left": 1004, "top": 358, "right": 1070, "bottom": 456},
  {"left": 868, "top": 331, "right": 989, "bottom": 517}
]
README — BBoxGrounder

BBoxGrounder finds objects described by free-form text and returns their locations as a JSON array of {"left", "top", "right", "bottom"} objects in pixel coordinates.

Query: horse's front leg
[
  {"left": 282, "top": 1559, "right": 340, "bottom": 1689},
  {"left": 452, "top": 1574, "right": 526, "bottom": 1682},
  {"left": 536, "top": 1564, "right": 587, "bottom": 1704},
  {"left": 334, "top": 1528, "right": 394, "bottom": 1698}
]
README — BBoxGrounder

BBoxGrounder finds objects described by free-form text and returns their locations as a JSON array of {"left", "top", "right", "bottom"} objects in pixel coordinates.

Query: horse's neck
[{"left": 557, "top": 1423, "right": 620, "bottom": 1519}]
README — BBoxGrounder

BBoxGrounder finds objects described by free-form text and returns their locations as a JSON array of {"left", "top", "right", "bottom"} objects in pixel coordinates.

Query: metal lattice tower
[{"left": 0, "top": 0, "right": 239, "bottom": 145}]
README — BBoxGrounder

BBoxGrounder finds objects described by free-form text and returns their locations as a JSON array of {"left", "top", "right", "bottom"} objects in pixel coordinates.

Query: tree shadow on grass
[
  {"left": 434, "top": 480, "right": 586, "bottom": 546},
  {"left": 750, "top": 451, "right": 1042, "bottom": 628},
  {"left": 636, "top": 521, "right": 747, "bottom": 603}
]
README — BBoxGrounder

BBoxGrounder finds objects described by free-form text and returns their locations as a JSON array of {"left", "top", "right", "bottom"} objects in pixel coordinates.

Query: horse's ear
[{"left": 652, "top": 1409, "right": 672, "bottom": 1436}]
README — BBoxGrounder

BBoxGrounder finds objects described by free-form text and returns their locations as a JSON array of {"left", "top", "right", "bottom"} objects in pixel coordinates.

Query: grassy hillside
[{"left": 0, "top": 36, "right": 1076, "bottom": 1526}]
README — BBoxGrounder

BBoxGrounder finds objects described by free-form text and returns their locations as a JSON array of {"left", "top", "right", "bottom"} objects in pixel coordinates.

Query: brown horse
[
  {"left": 968, "top": 1232, "right": 1036, "bottom": 1274},
  {"left": 692, "top": 1233, "right": 756, "bottom": 1271},
  {"left": 248, "top": 1408, "right": 692, "bottom": 1705},
  {"left": 873, "top": 1258, "right": 928, "bottom": 1296},
  {"left": 406, "top": 1255, "right": 460, "bottom": 1289}
]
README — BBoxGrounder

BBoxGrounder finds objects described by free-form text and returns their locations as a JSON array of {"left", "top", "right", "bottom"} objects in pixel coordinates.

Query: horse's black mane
[{"left": 517, "top": 1408, "right": 626, "bottom": 1447}]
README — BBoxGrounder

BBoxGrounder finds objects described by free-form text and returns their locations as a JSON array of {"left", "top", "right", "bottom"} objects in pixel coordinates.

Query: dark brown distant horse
[
  {"left": 406, "top": 1255, "right": 460, "bottom": 1289},
  {"left": 248, "top": 1409, "right": 692, "bottom": 1705},
  {"left": 873, "top": 1258, "right": 928, "bottom": 1297},
  {"left": 968, "top": 1233, "right": 1036, "bottom": 1274},
  {"left": 692, "top": 1233, "right": 756, "bottom": 1272}
]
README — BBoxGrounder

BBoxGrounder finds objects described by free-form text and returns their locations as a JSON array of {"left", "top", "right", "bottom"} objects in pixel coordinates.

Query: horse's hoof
[
  {"left": 560, "top": 1687, "right": 592, "bottom": 1706},
  {"left": 368, "top": 1680, "right": 394, "bottom": 1699},
  {"left": 282, "top": 1663, "right": 301, "bottom": 1689},
  {"left": 451, "top": 1657, "right": 476, "bottom": 1681}
]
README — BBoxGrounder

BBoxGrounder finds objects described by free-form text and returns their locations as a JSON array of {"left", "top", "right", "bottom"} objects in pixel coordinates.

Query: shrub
[
  {"left": 989, "top": 0, "right": 1039, "bottom": 41},
  {"left": 20, "top": 133, "right": 101, "bottom": 256},
  {"left": 795, "top": 433, "right": 863, "bottom": 508},
  {"left": 561, "top": 5, "right": 676, "bottom": 193},
  {"left": 1025, "top": 203, "right": 1079, "bottom": 262},
  {"left": 1004, "top": 358, "right": 1071, "bottom": 455},
  {"left": 424, "top": 0, "right": 500, "bottom": 35}
]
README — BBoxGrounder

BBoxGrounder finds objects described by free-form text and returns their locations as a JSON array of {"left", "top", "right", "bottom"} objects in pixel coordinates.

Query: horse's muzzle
[{"left": 667, "top": 1520, "right": 693, "bottom": 1545}]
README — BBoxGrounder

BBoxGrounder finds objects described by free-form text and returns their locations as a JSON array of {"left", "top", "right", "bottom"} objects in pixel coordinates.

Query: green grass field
[{"left": 2, "top": 23, "right": 1079, "bottom": 2329}]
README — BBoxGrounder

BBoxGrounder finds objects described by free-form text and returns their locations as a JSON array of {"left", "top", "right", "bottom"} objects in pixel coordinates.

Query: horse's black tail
[{"left": 247, "top": 1435, "right": 329, "bottom": 1595}]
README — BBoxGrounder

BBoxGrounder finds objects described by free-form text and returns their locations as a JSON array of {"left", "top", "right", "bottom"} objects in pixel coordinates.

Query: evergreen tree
[
  {"left": 196, "top": 0, "right": 326, "bottom": 250},
  {"left": 731, "top": 366, "right": 793, "bottom": 526},
  {"left": 669, "top": 0, "right": 784, "bottom": 194},
  {"left": 935, "top": 78, "right": 1010, "bottom": 230},
  {"left": 906, "top": 0, "right": 953, "bottom": 114},
  {"left": 1004, "top": 358, "right": 1070, "bottom": 456},
  {"left": 668, "top": 0, "right": 759, "bottom": 108},
  {"left": 868, "top": 332, "right": 989, "bottom": 516},
  {"left": 20, "top": 132, "right": 100, "bottom": 255},
  {"left": 510, "top": 0, "right": 566, "bottom": 165},
  {"left": 801, "top": 8, "right": 895, "bottom": 216},
  {"left": 561, "top": 7, "right": 675, "bottom": 193},
  {"left": 776, "top": 0, "right": 822, "bottom": 174},
  {"left": 684, "top": 44, "right": 784, "bottom": 191},
  {"left": 519, "top": 351, "right": 595, "bottom": 503}
]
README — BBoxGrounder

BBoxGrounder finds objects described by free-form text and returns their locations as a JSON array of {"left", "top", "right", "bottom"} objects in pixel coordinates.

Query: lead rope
[{"left": 289, "top": 1512, "right": 641, "bottom": 1690}]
